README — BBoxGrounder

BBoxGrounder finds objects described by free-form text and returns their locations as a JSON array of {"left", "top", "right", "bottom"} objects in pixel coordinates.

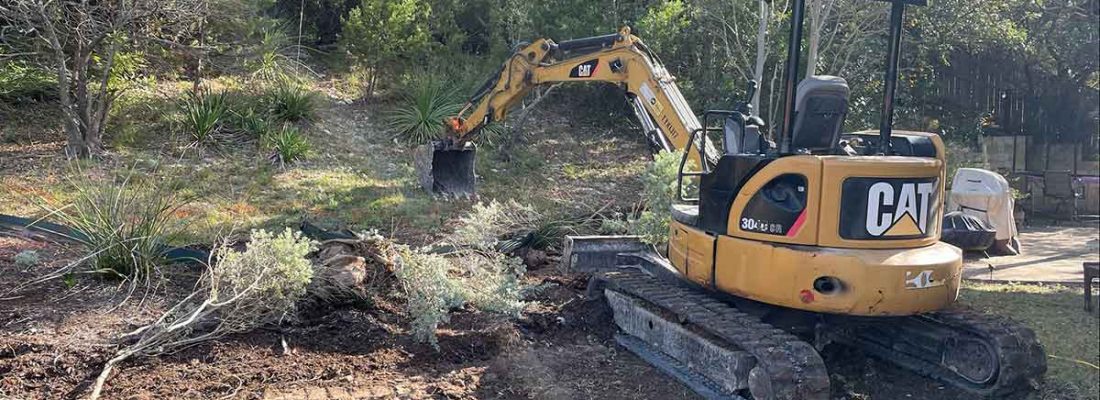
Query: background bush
[{"left": 628, "top": 150, "right": 684, "bottom": 245}]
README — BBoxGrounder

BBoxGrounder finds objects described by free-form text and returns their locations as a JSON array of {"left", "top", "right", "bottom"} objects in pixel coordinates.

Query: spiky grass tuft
[
  {"left": 267, "top": 84, "right": 317, "bottom": 124},
  {"left": 180, "top": 90, "right": 229, "bottom": 145},
  {"left": 387, "top": 76, "right": 462, "bottom": 145}
]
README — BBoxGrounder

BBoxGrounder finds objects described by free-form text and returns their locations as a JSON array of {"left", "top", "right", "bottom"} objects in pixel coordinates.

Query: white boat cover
[{"left": 947, "top": 168, "right": 1020, "bottom": 255}]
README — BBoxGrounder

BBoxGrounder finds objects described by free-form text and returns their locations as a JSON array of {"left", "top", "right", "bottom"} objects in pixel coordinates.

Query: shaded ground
[{"left": 963, "top": 223, "right": 1100, "bottom": 283}]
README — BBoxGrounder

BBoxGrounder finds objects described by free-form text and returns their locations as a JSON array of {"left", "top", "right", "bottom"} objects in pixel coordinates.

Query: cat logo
[
  {"left": 569, "top": 59, "right": 599, "bottom": 78},
  {"left": 866, "top": 181, "right": 936, "bottom": 237}
]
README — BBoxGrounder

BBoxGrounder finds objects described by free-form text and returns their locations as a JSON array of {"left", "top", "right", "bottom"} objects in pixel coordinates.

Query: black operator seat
[
  {"left": 670, "top": 203, "right": 700, "bottom": 226},
  {"left": 790, "top": 76, "right": 849, "bottom": 153},
  {"left": 723, "top": 116, "right": 766, "bottom": 155}
]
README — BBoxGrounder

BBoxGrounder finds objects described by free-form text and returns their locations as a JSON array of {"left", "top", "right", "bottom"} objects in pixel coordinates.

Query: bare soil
[{"left": 2, "top": 234, "right": 1029, "bottom": 400}]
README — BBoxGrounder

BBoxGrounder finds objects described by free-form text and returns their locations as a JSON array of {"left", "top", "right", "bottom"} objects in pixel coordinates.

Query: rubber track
[
  {"left": 598, "top": 269, "right": 830, "bottom": 400},
  {"left": 832, "top": 308, "right": 1047, "bottom": 398}
]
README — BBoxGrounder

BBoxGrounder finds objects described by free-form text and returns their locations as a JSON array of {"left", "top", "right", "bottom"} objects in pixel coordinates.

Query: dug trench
[{"left": 1, "top": 232, "right": 1006, "bottom": 400}]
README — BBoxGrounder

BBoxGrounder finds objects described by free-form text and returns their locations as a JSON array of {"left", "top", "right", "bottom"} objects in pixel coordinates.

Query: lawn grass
[{"left": 959, "top": 281, "right": 1100, "bottom": 399}]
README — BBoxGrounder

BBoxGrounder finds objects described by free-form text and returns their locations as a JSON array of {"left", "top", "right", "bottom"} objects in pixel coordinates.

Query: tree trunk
[
  {"left": 806, "top": 0, "right": 822, "bottom": 79},
  {"left": 750, "top": 0, "right": 769, "bottom": 116},
  {"left": 804, "top": 0, "right": 837, "bottom": 80},
  {"left": 366, "top": 66, "right": 378, "bottom": 99}
]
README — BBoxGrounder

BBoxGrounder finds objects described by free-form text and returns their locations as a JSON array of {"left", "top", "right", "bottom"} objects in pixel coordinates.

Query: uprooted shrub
[
  {"left": 446, "top": 200, "right": 542, "bottom": 249},
  {"left": 90, "top": 229, "right": 316, "bottom": 399},
  {"left": 382, "top": 200, "right": 540, "bottom": 347},
  {"left": 393, "top": 246, "right": 526, "bottom": 347}
]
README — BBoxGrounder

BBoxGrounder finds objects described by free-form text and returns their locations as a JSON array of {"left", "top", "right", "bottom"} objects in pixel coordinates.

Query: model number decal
[
  {"left": 904, "top": 270, "right": 944, "bottom": 289},
  {"left": 740, "top": 218, "right": 785, "bottom": 234}
]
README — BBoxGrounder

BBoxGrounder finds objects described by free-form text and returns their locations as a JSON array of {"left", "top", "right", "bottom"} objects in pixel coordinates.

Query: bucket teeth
[{"left": 415, "top": 141, "right": 477, "bottom": 199}]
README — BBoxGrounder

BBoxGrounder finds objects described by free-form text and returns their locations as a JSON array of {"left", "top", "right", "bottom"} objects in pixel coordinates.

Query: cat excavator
[{"left": 416, "top": 0, "right": 1047, "bottom": 398}]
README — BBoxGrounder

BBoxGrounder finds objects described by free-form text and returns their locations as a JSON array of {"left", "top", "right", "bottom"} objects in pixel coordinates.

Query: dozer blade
[
  {"left": 415, "top": 141, "right": 477, "bottom": 198},
  {"left": 561, "top": 235, "right": 652, "bottom": 273}
]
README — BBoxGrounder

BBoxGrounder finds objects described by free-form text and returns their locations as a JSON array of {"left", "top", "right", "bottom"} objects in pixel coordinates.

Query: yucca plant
[
  {"left": 267, "top": 84, "right": 317, "bottom": 124},
  {"left": 34, "top": 169, "right": 188, "bottom": 286},
  {"left": 387, "top": 76, "right": 463, "bottom": 145},
  {"left": 228, "top": 106, "right": 271, "bottom": 139},
  {"left": 266, "top": 124, "right": 310, "bottom": 166},
  {"left": 180, "top": 90, "right": 228, "bottom": 145}
]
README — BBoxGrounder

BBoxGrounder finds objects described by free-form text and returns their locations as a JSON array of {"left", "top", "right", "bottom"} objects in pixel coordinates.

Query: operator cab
[{"left": 674, "top": 76, "right": 851, "bottom": 235}]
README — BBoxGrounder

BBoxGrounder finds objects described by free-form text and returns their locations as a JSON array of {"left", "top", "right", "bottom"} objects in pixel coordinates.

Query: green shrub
[
  {"left": 37, "top": 172, "right": 187, "bottom": 282},
  {"left": 0, "top": 62, "right": 56, "bottom": 103},
  {"left": 393, "top": 247, "right": 466, "bottom": 346},
  {"left": 209, "top": 228, "right": 316, "bottom": 328},
  {"left": 180, "top": 90, "right": 229, "bottom": 145},
  {"left": 630, "top": 150, "right": 684, "bottom": 245},
  {"left": 267, "top": 84, "right": 317, "bottom": 123},
  {"left": 14, "top": 250, "right": 40, "bottom": 269},
  {"left": 446, "top": 200, "right": 541, "bottom": 249},
  {"left": 266, "top": 125, "right": 310, "bottom": 165},
  {"left": 387, "top": 75, "right": 462, "bottom": 145}
]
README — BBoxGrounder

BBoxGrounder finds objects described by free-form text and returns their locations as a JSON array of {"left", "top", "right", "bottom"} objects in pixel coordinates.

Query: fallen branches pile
[{"left": 90, "top": 229, "right": 316, "bottom": 399}]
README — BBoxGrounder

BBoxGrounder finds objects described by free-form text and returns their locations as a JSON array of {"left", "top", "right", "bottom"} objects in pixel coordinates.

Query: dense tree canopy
[{"left": 3, "top": 0, "right": 1097, "bottom": 150}]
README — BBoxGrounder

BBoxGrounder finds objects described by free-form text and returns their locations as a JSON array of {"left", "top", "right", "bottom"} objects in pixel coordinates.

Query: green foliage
[
  {"left": 211, "top": 228, "right": 316, "bottom": 325},
  {"left": 180, "top": 90, "right": 229, "bottom": 145},
  {"left": 637, "top": 0, "right": 691, "bottom": 58},
  {"left": 341, "top": 0, "right": 431, "bottom": 70},
  {"left": 266, "top": 84, "right": 318, "bottom": 123},
  {"left": 393, "top": 244, "right": 525, "bottom": 348},
  {"left": 387, "top": 75, "right": 462, "bottom": 144},
  {"left": 393, "top": 247, "right": 467, "bottom": 346},
  {"left": 243, "top": 19, "right": 314, "bottom": 83},
  {"left": 630, "top": 150, "right": 684, "bottom": 245},
  {"left": 446, "top": 200, "right": 541, "bottom": 248},
  {"left": 227, "top": 106, "right": 271, "bottom": 138},
  {"left": 14, "top": 250, "right": 40, "bottom": 269},
  {"left": 38, "top": 171, "right": 187, "bottom": 282},
  {"left": 0, "top": 62, "right": 57, "bottom": 103},
  {"left": 266, "top": 125, "right": 311, "bottom": 165}
]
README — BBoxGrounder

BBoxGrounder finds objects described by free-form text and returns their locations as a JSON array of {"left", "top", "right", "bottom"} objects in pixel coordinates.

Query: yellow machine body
[{"left": 668, "top": 131, "right": 962, "bottom": 316}]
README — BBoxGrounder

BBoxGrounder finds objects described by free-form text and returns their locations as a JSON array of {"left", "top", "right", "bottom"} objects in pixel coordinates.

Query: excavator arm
[{"left": 420, "top": 28, "right": 715, "bottom": 196}]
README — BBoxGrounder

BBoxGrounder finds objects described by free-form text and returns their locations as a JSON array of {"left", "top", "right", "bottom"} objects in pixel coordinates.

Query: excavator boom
[{"left": 418, "top": 28, "right": 712, "bottom": 197}]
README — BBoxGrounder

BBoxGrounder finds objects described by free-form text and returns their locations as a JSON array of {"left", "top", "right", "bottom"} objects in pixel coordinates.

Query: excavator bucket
[{"left": 415, "top": 141, "right": 477, "bottom": 197}]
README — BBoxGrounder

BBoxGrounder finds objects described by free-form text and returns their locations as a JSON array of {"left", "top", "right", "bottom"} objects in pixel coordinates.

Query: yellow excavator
[{"left": 417, "top": 0, "right": 1047, "bottom": 398}]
